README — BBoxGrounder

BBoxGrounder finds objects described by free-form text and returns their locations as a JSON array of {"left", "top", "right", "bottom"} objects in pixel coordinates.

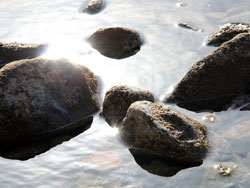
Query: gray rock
[
  {"left": 166, "top": 33, "right": 250, "bottom": 112},
  {"left": 87, "top": 27, "right": 141, "bottom": 59},
  {"left": 0, "top": 42, "right": 48, "bottom": 67},
  {"left": 120, "top": 101, "right": 209, "bottom": 164},
  {"left": 101, "top": 85, "right": 154, "bottom": 127},
  {"left": 207, "top": 23, "right": 250, "bottom": 47},
  {"left": 0, "top": 58, "right": 100, "bottom": 147},
  {"left": 83, "top": 0, "right": 103, "bottom": 14}
]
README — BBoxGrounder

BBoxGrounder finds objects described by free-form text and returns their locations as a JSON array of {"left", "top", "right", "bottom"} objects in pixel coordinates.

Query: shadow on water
[
  {"left": 0, "top": 117, "right": 93, "bottom": 160},
  {"left": 129, "top": 148, "right": 202, "bottom": 177}
]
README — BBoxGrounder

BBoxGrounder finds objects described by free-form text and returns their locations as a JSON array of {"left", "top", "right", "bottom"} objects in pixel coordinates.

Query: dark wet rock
[
  {"left": 129, "top": 148, "right": 200, "bottom": 177},
  {"left": 1, "top": 117, "right": 92, "bottom": 160},
  {"left": 166, "top": 33, "right": 250, "bottom": 112},
  {"left": 101, "top": 85, "right": 154, "bottom": 127},
  {"left": 120, "top": 101, "right": 209, "bottom": 164},
  {"left": 178, "top": 23, "right": 202, "bottom": 32},
  {"left": 87, "top": 27, "right": 141, "bottom": 59},
  {"left": 0, "top": 58, "right": 100, "bottom": 148},
  {"left": 83, "top": 0, "right": 103, "bottom": 14},
  {"left": 207, "top": 23, "right": 250, "bottom": 47},
  {"left": 0, "top": 42, "right": 48, "bottom": 68}
]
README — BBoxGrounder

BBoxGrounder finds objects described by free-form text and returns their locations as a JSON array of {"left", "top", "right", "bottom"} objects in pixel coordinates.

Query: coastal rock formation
[
  {"left": 0, "top": 42, "right": 48, "bottom": 67},
  {"left": 101, "top": 85, "right": 154, "bottom": 127},
  {"left": 207, "top": 23, "right": 250, "bottom": 47},
  {"left": 120, "top": 101, "right": 209, "bottom": 164},
  {"left": 167, "top": 33, "right": 250, "bottom": 112},
  {"left": 87, "top": 27, "right": 141, "bottom": 59},
  {"left": 83, "top": 0, "right": 103, "bottom": 14},
  {"left": 0, "top": 58, "right": 100, "bottom": 148}
]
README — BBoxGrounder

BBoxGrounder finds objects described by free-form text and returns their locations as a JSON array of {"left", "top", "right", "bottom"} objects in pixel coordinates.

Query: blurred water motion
[{"left": 0, "top": 0, "right": 250, "bottom": 187}]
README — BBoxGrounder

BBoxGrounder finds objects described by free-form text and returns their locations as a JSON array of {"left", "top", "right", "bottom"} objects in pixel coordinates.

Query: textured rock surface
[
  {"left": 120, "top": 101, "right": 209, "bottom": 164},
  {"left": 207, "top": 23, "right": 250, "bottom": 47},
  {"left": 0, "top": 58, "right": 100, "bottom": 147},
  {"left": 0, "top": 42, "right": 48, "bottom": 67},
  {"left": 83, "top": 0, "right": 103, "bottom": 14},
  {"left": 167, "top": 33, "right": 250, "bottom": 112},
  {"left": 101, "top": 85, "right": 154, "bottom": 127},
  {"left": 87, "top": 27, "right": 141, "bottom": 59}
]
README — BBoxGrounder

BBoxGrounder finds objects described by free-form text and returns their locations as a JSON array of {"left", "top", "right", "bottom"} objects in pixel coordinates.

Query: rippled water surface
[{"left": 1, "top": 0, "right": 250, "bottom": 187}]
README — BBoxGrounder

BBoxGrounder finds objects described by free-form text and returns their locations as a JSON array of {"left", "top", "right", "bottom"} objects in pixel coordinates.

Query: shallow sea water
[{"left": 1, "top": 0, "right": 250, "bottom": 187}]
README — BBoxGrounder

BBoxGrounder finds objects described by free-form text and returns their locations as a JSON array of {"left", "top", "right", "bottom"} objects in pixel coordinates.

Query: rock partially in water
[
  {"left": 83, "top": 0, "right": 103, "bottom": 14},
  {"left": 0, "top": 58, "right": 100, "bottom": 148},
  {"left": 178, "top": 23, "right": 202, "bottom": 32},
  {"left": 226, "top": 94, "right": 250, "bottom": 111},
  {"left": 0, "top": 42, "right": 48, "bottom": 68},
  {"left": 101, "top": 85, "right": 154, "bottom": 127},
  {"left": 207, "top": 23, "right": 250, "bottom": 47},
  {"left": 166, "top": 33, "right": 250, "bottom": 112},
  {"left": 87, "top": 27, "right": 142, "bottom": 59},
  {"left": 129, "top": 148, "right": 201, "bottom": 177},
  {"left": 120, "top": 101, "right": 209, "bottom": 164}
]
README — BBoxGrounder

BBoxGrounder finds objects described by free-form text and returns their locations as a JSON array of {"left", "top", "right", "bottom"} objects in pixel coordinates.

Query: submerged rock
[
  {"left": 178, "top": 23, "right": 202, "bottom": 32},
  {"left": 87, "top": 27, "right": 141, "bottom": 59},
  {"left": 120, "top": 101, "right": 209, "bottom": 164},
  {"left": 83, "top": 0, "right": 103, "bottom": 14},
  {"left": 0, "top": 42, "right": 48, "bottom": 67},
  {"left": 129, "top": 148, "right": 201, "bottom": 177},
  {"left": 207, "top": 23, "right": 250, "bottom": 47},
  {"left": 0, "top": 58, "right": 100, "bottom": 148},
  {"left": 166, "top": 33, "right": 250, "bottom": 112},
  {"left": 101, "top": 85, "right": 154, "bottom": 127}
]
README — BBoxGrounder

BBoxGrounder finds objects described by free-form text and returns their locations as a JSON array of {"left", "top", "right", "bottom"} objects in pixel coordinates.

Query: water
[{"left": 1, "top": 0, "right": 250, "bottom": 187}]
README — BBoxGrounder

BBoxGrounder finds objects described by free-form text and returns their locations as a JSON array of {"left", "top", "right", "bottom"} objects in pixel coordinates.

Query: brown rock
[
  {"left": 120, "top": 101, "right": 209, "bottom": 164},
  {"left": 207, "top": 23, "right": 250, "bottom": 47},
  {"left": 101, "top": 85, "right": 154, "bottom": 127},
  {"left": 0, "top": 58, "right": 100, "bottom": 147},
  {"left": 83, "top": 0, "right": 103, "bottom": 14},
  {"left": 167, "top": 33, "right": 250, "bottom": 112},
  {"left": 87, "top": 27, "right": 141, "bottom": 59},
  {"left": 0, "top": 42, "right": 48, "bottom": 67}
]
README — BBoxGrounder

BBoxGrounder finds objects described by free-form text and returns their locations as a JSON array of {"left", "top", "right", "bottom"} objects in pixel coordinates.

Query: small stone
[
  {"left": 178, "top": 23, "right": 202, "bottom": 32},
  {"left": 83, "top": 0, "right": 103, "bottom": 14},
  {"left": 101, "top": 85, "right": 154, "bottom": 127},
  {"left": 166, "top": 33, "right": 250, "bottom": 112},
  {"left": 87, "top": 27, "right": 142, "bottom": 59},
  {"left": 207, "top": 23, "right": 250, "bottom": 47},
  {"left": 0, "top": 42, "right": 48, "bottom": 67},
  {"left": 120, "top": 101, "right": 209, "bottom": 164}
]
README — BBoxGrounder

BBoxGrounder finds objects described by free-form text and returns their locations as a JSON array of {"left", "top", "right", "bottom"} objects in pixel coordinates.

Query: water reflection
[
  {"left": 129, "top": 148, "right": 201, "bottom": 177},
  {"left": 0, "top": 117, "right": 92, "bottom": 160}
]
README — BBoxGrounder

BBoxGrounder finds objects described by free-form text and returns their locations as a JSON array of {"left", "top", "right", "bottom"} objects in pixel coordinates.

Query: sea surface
[{"left": 1, "top": 0, "right": 250, "bottom": 187}]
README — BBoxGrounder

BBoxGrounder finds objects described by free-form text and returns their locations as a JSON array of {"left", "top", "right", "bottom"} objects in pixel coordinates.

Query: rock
[
  {"left": 0, "top": 42, "right": 48, "bottom": 67},
  {"left": 166, "top": 33, "right": 250, "bottom": 112},
  {"left": 178, "top": 23, "right": 202, "bottom": 32},
  {"left": 129, "top": 148, "right": 200, "bottom": 177},
  {"left": 101, "top": 85, "right": 154, "bottom": 127},
  {"left": 83, "top": 0, "right": 103, "bottom": 14},
  {"left": 226, "top": 94, "right": 250, "bottom": 110},
  {"left": 119, "top": 101, "right": 209, "bottom": 164},
  {"left": 0, "top": 58, "right": 100, "bottom": 148},
  {"left": 87, "top": 27, "right": 141, "bottom": 59},
  {"left": 207, "top": 23, "right": 250, "bottom": 47}
]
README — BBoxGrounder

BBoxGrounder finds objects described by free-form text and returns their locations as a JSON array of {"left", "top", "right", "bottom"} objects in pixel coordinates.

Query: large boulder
[
  {"left": 207, "top": 23, "right": 250, "bottom": 47},
  {"left": 101, "top": 85, "right": 154, "bottom": 127},
  {"left": 87, "top": 27, "right": 141, "bottom": 59},
  {"left": 166, "top": 33, "right": 250, "bottom": 112},
  {"left": 0, "top": 42, "right": 48, "bottom": 67},
  {"left": 0, "top": 58, "right": 100, "bottom": 148},
  {"left": 83, "top": 0, "right": 103, "bottom": 14},
  {"left": 119, "top": 101, "right": 209, "bottom": 164}
]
